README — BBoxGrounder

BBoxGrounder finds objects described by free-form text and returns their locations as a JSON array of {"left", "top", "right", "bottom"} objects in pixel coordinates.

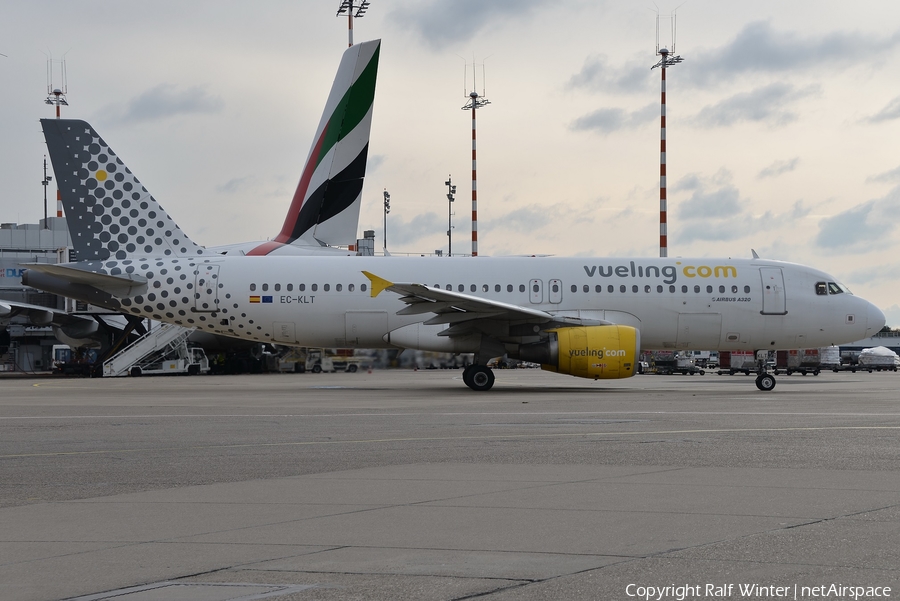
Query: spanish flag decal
[{"left": 250, "top": 296, "right": 261, "bottom": 303}]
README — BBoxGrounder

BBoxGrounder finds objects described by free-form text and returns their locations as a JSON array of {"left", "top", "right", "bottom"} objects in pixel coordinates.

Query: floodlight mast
[
  {"left": 462, "top": 63, "right": 490, "bottom": 257},
  {"left": 445, "top": 176, "right": 456, "bottom": 257},
  {"left": 651, "top": 13, "right": 684, "bottom": 259},
  {"left": 336, "top": 0, "right": 370, "bottom": 47}
]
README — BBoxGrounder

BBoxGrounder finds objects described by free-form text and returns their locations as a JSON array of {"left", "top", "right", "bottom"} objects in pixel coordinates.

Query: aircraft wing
[{"left": 362, "top": 271, "right": 610, "bottom": 329}]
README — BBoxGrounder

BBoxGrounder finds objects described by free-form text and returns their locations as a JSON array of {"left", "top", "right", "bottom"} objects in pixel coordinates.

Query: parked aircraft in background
[{"left": 24, "top": 40, "right": 884, "bottom": 391}]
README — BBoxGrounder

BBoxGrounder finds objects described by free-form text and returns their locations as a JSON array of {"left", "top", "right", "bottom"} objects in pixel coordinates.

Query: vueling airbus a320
[{"left": 25, "top": 41, "right": 884, "bottom": 392}]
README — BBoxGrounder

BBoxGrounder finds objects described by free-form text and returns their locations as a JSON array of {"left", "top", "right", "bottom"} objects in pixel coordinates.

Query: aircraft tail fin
[
  {"left": 267, "top": 39, "right": 380, "bottom": 251},
  {"left": 41, "top": 119, "right": 214, "bottom": 261}
]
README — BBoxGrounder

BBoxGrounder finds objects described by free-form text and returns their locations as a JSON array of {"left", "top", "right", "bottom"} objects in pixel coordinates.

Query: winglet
[{"left": 362, "top": 270, "right": 393, "bottom": 298}]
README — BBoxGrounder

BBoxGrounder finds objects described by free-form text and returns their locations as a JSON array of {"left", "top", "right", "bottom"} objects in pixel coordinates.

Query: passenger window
[
  {"left": 336, "top": 284, "right": 342, "bottom": 292},
  {"left": 657, "top": 285, "right": 663, "bottom": 293},
  {"left": 632, "top": 285, "right": 639, "bottom": 293},
  {"left": 583, "top": 284, "right": 589, "bottom": 293},
  {"left": 311, "top": 284, "right": 318, "bottom": 292},
  {"left": 519, "top": 284, "right": 526, "bottom": 292},
  {"left": 459, "top": 284, "right": 465, "bottom": 292},
  {"left": 275, "top": 283, "right": 281, "bottom": 291},
  {"left": 495, "top": 284, "right": 501, "bottom": 292},
  {"left": 262, "top": 283, "right": 269, "bottom": 291},
  {"left": 620, "top": 285, "right": 626, "bottom": 293},
  {"left": 644, "top": 285, "right": 651, "bottom": 293},
  {"left": 731, "top": 285, "right": 738, "bottom": 293},
  {"left": 250, "top": 283, "right": 256, "bottom": 291},
  {"left": 553, "top": 283, "right": 560, "bottom": 292},
  {"left": 324, "top": 284, "right": 330, "bottom": 292},
  {"left": 815, "top": 282, "right": 828, "bottom": 295},
  {"left": 446, "top": 284, "right": 452, "bottom": 290},
  {"left": 507, "top": 284, "right": 513, "bottom": 292},
  {"left": 532, "top": 284, "right": 539, "bottom": 293},
  {"left": 570, "top": 285, "right": 576, "bottom": 293},
  {"left": 744, "top": 286, "right": 750, "bottom": 293},
  {"left": 608, "top": 285, "right": 614, "bottom": 293},
  {"left": 349, "top": 284, "right": 355, "bottom": 292},
  {"left": 682, "top": 285, "right": 688, "bottom": 293},
  {"left": 287, "top": 283, "right": 293, "bottom": 291},
  {"left": 596, "top": 285, "right": 602, "bottom": 293},
  {"left": 707, "top": 285, "right": 713, "bottom": 293},
  {"left": 470, "top": 284, "right": 476, "bottom": 292},
  {"left": 718, "top": 285, "right": 725, "bottom": 293},
  {"left": 669, "top": 285, "right": 676, "bottom": 293},
  {"left": 299, "top": 284, "right": 305, "bottom": 292},
  {"left": 483, "top": 284, "right": 489, "bottom": 292},
  {"left": 693, "top": 285, "right": 700, "bottom": 293},
  {"left": 361, "top": 284, "right": 367, "bottom": 292}
]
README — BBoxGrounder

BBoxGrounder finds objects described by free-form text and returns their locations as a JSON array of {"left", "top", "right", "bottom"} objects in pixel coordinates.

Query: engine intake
[{"left": 516, "top": 325, "right": 640, "bottom": 380}]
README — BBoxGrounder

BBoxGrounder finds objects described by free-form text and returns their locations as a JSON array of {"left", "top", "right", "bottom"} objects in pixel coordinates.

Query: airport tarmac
[{"left": 1, "top": 369, "right": 899, "bottom": 601}]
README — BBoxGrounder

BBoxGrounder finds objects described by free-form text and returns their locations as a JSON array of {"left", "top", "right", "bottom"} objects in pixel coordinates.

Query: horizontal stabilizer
[{"left": 24, "top": 263, "right": 148, "bottom": 297}]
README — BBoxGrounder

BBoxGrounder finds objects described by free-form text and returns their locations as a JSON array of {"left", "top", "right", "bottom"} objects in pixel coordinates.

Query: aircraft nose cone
[{"left": 867, "top": 302, "right": 886, "bottom": 334}]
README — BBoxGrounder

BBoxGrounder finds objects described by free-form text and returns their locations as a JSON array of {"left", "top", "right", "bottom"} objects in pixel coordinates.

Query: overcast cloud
[
  {"left": 388, "top": 0, "right": 554, "bottom": 51},
  {"left": 103, "top": 84, "right": 225, "bottom": 125},
  {"left": 689, "top": 83, "right": 819, "bottom": 128},
  {"left": 758, "top": 158, "right": 800, "bottom": 179}
]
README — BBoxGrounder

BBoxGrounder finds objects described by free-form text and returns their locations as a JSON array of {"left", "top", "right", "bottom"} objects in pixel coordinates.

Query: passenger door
[{"left": 760, "top": 267, "right": 787, "bottom": 315}]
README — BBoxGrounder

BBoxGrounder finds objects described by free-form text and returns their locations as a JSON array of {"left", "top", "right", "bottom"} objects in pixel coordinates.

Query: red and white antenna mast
[
  {"left": 336, "top": 0, "right": 370, "bottom": 47},
  {"left": 651, "top": 12, "right": 683, "bottom": 259},
  {"left": 461, "top": 60, "right": 490, "bottom": 257},
  {"left": 45, "top": 55, "right": 69, "bottom": 119}
]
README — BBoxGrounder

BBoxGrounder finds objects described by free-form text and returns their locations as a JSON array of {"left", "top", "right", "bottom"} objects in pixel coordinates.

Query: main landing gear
[{"left": 463, "top": 364, "right": 495, "bottom": 391}]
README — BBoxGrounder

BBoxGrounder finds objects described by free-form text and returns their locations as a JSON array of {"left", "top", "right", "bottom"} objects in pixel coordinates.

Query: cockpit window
[
  {"left": 815, "top": 282, "right": 827, "bottom": 296},
  {"left": 828, "top": 282, "right": 844, "bottom": 295}
]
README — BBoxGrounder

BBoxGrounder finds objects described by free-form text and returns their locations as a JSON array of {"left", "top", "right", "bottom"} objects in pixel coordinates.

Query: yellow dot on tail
[{"left": 96, "top": 170, "right": 108, "bottom": 181}]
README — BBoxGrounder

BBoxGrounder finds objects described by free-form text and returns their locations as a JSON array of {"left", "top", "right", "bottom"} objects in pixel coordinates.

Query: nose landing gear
[
  {"left": 755, "top": 372, "right": 776, "bottom": 391},
  {"left": 754, "top": 350, "right": 777, "bottom": 391}
]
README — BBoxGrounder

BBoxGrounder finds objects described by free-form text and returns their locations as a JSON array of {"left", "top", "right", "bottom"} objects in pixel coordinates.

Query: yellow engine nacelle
[{"left": 518, "top": 325, "right": 640, "bottom": 380}]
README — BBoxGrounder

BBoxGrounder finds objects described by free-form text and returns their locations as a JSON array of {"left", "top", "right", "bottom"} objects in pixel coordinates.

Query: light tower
[
  {"left": 445, "top": 175, "right": 456, "bottom": 256},
  {"left": 383, "top": 188, "right": 390, "bottom": 253},
  {"left": 650, "top": 13, "right": 683, "bottom": 259},
  {"left": 44, "top": 56, "right": 68, "bottom": 119},
  {"left": 461, "top": 62, "right": 490, "bottom": 257},
  {"left": 41, "top": 156, "right": 52, "bottom": 229},
  {"left": 336, "top": 0, "right": 370, "bottom": 47}
]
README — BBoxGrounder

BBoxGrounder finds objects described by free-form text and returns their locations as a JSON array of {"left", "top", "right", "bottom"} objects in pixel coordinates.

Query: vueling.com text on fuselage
[{"left": 582, "top": 261, "right": 738, "bottom": 285}]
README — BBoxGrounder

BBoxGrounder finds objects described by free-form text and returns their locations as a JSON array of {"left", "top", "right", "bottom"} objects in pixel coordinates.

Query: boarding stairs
[{"left": 102, "top": 323, "right": 196, "bottom": 377}]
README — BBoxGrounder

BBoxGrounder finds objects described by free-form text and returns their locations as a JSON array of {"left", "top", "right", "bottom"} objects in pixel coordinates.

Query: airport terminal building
[{"left": 0, "top": 218, "right": 72, "bottom": 371}]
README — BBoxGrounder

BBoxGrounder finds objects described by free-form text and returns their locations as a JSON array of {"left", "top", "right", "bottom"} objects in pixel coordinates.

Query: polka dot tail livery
[{"left": 40, "top": 119, "right": 214, "bottom": 262}]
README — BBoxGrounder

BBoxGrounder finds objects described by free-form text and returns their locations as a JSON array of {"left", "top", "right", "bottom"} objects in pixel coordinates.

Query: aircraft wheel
[
  {"left": 462, "top": 365, "right": 475, "bottom": 387},
  {"left": 467, "top": 365, "right": 495, "bottom": 391},
  {"left": 755, "top": 373, "right": 776, "bottom": 391}
]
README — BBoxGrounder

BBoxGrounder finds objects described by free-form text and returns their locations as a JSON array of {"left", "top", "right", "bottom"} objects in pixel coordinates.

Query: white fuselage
[{"left": 107, "top": 255, "right": 881, "bottom": 352}]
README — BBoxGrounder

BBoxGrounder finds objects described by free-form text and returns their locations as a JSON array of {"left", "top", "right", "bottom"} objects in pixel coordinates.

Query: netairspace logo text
[{"left": 625, "top": 583, "right": 891, "bottom": 600}]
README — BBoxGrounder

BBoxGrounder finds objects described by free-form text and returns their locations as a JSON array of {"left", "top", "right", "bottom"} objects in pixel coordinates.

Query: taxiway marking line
[{"left": 3, "top": 425, "right": 900, "bottom": 459}]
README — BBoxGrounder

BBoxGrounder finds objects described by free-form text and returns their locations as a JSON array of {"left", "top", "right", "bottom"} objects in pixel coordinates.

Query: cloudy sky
[{"left": 2, "top": 0, "right": 899, "bottom": 324}]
